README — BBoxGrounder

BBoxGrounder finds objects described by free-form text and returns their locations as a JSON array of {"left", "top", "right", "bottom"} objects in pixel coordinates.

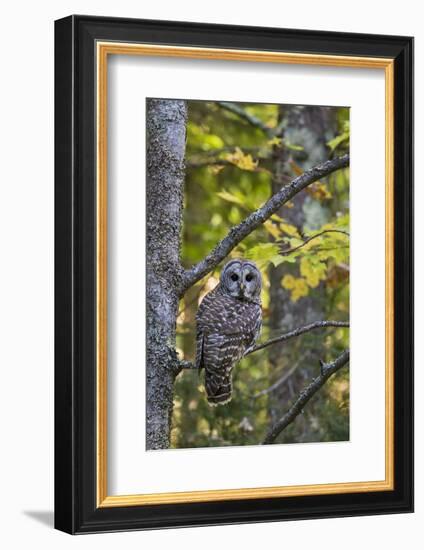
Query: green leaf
[
  {"left": 246, "top": 243, "right": 280, "bottom": 261},
  {"left": 283, "top": 139, "right": 304, "bottom": 152},
  {"left": 327, "top": 131, "right": 349, "bottom": 152},
  {"left": 280, "top": 222, "right": 301, "bottom": 238},
  {"left": 216, "top": 190, "right": 245, "bottom": 207}
]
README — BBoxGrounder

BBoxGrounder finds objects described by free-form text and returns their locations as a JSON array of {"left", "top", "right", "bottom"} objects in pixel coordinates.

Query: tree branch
[
  {"left": 186, "top": 158, "right": 236, "bottom": 169},
  {"left": 217, "top": 101, "right": 273, "bottom": 136},
  {"left": 279, "top": 229, "right": 350, "bottom": 256},
  {"left": 262, "top": 349, "right": 350, "bottom": 444},
  {"left": 180, "top": 154, "right": 349, "bottom": 294},
  {"left": 253, "top": 353, "right": 310, "bottom": 399},
  {"left": 186, "top": 155, "right": 271, "bottom": 170},
  {"left": 175, "top": 320, "right": 349, "bottom": 375},
  {"left": 246, "top": 320, "right": 349, "bottom": 355},
  {"left": 186, "top": 158, "right": 271, "bottom": 174},
  {"left": 189, "top": 146, "right": 268, "bottom": 158}
]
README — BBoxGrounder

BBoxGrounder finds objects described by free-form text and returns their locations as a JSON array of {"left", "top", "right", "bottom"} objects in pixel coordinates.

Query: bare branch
[
  {"left": 262, "top": 349, "right": 350, "bottom": 444},
  {"left": 186, "top": 158, "right": 236, "bottom": 169},
  {"left": 253, "top": 353, "right": 310, "bottom": 399},
  {"left": 216, "top": 102, "right": 287, "bottom": 138},
  {"left": 189, "top": 146, "right": 269, "bottom": 158},
  {"left": 181, "top": 154, "right": 349, "bottom": 293},
  {"left": 217, "top": 101, "right": 273, "bottom": 136},
  {"left": 177, "top": 360, "right": 197, "bottom": 371},
  {"left": 245, "top": 320, "right": 349, "bottom": 355},
  {"left": 272, "top": 117, "right": 287, "bottom": 137},
  {"left": 186, "top": 155, "right": 271, "bottom": 171},
  {"left": 279, "top": 229, "right": 350, "bottom": 256},
  {"left": 186, "top": 158, "right": 271, "bottom": 175},
  {"left": 176, "top": 320, "right": 349, "bottom": 376}
]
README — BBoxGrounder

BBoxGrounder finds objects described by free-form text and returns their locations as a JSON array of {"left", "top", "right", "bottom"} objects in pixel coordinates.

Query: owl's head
[{"left": 220, "top": 259, "right": 262, "bottom": 302}]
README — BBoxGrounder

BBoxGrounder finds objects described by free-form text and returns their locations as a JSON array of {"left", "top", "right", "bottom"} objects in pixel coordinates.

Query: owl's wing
[
  {"left": 195, "top": 325, "right": 205, "bottom": 372},
  {"left": 244, "top": 305, "right": 262, "bottom": 355},
  {"left": 195, "top": 290, "right": 219, "bottom": 372},
  {"left": 195, "top": 290, "right": 262, "bottom": 405},
  {"left": 196, "top": 291, "right": 261, "bottom": 366},
  {"left": 195, "top": 290, "right": 237, "bottom": 372},
  {"left": 203, "top": 331, "right": 247, "bottom": 369},
  {"left": 202, "top": 330, "right": 248, "bottom": 405}
]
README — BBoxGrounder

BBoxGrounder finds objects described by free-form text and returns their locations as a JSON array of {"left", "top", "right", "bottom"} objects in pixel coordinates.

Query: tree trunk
[
  {"left": 146, "top": 99, "right": 187, "bottom": 450},
  {"left": 268, "top": 106, "right": 336, "bottom": 439}
]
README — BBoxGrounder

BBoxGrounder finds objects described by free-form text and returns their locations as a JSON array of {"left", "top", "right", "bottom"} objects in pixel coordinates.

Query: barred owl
[{"left": 195, "top": 259, "right": 262, "bottom": 405}]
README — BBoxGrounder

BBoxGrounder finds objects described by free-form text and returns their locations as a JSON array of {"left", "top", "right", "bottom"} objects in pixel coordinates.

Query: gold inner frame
[{"left": 96, "top": 42, "right": 395, "bottom": 508}]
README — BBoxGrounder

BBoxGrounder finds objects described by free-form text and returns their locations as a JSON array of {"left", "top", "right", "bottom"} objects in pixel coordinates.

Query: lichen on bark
[
  {"left": 146, "top": 99, "right": 187, "bottom": 450},
  {"left": 144, "top": 98, "right": 349, "bottom": 450}
]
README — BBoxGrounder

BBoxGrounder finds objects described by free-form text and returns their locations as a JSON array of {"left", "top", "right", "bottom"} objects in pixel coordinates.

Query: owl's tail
[{"left": 205, "top": 369, "right": 233, "bottom": 406}]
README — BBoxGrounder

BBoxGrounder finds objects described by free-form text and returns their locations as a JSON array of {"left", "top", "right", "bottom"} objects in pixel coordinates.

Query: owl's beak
[{"left": 240, "top": 282, "right": 245, "bottom": 291}]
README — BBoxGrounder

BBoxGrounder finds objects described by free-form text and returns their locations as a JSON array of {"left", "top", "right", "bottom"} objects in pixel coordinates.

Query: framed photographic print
[{"left": 54, "top": 15, "right": 413, "bottom": 534}]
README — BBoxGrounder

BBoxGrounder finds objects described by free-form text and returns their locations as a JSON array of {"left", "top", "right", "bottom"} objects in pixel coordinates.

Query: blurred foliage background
[{"left": 172, "top": 100, "right": 350, "bottom": 449}]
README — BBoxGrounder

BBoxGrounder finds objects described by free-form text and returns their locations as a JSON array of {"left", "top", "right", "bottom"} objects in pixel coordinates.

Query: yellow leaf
[
  {"left": 280, "top": 222, "right": 300, "bottom": 238},
  {"left": 304, "top": 271, "right": 320, "bottom": 288},
  {"left": 216, "top": 190, "right": 245, "bottom": 207},
  {"left": 291, "top": 278, "right": 309, "bottom": 302},
  {"left": 307, "top": 182, "right": 332, "bottom": 200},
  {"left": 337, "top": 300, "right": 349, "bottom": 312},
  {"left": 208, "top": 164, "right": 225, "bottom": 175},
  {"left": 288, "top": 237, "right": 304, "bottom": 248},
  {"left": 263, "top": 220, "right": 281, "bottom": 239},
  {"left": 300, "top": 257, "right": 327, "bottom": 288},
  {"left": 281, "top": 274, "right": 296, "bottom": 289},
  {"left": 224, "top": 147, "right": 258, "bottom": 171},
  {"left": 267, "top": 136, "right": 282, "bottom": 147},
  {"left": 282, "top": 274, "right": 310, "bottom": 301}
]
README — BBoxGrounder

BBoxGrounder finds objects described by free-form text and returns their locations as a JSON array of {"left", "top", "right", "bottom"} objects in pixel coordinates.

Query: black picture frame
[{"left": 55, "top": 14, "right": 414, "bottom": 534}]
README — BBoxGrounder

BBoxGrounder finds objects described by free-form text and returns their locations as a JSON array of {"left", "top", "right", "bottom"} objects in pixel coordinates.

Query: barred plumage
[{"left": 195, "top": 260, "right": 262, "bottom": 405}]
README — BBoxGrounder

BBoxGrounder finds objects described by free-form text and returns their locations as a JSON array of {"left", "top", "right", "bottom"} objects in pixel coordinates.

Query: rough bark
[
  {"left": 145, "top": 100, "right": 348, "bottom": 449},
  {"left": 146, "top": 99, "right": 187, "bottom": 450},
  {"left": 267, "top": 105, "right": 337, "bottom": 438}
]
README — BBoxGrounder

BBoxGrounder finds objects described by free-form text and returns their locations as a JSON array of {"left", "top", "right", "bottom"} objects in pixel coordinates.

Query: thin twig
[
  {"left": 309, "top": 246, "right": 349, "bottom": 253},
  {"left": 176, "top": 320, "right": 349, "bottom": 374},
  {"left": 279, "top": 229, "right": 350, "bottom": 256},
  {"left": 262, "top": 349, "right": 350, "bottom": 444},
  {"left": 245, "top": 320, "right": 349, "bottom": 355},
  {"left": 186, "top": 158, "right": 271, "bottom": 175},
  {"left": 189, "top": 146, "right": 269, "bottom": 157},
  {"left": 253, "top": 354, "right": 310, "bottom": 399},
  {"left": 181, "top": 155, "right": 349, "bottom": 294},
  {"left": 186, "top": 157, "right": 272, "bottom": 170},
  {"left": 217, "top": 101, "right": 273, "bottom": 136},
  {"left": 186, "top": 159, "right": 235, "bottom": 169},
  {"left": 272, "top": 118, "right": 287, "bottom": 137}
]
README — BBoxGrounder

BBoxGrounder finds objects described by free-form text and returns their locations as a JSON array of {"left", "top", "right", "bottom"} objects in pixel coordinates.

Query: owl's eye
[
  {"left": 245, "top": 274, "right": 253, "bottom": 282},
  {"left": 231, "top": 273, "right": 239, "bottom": 282}
]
